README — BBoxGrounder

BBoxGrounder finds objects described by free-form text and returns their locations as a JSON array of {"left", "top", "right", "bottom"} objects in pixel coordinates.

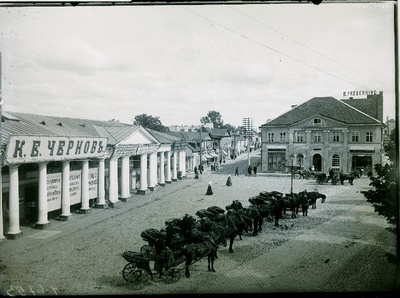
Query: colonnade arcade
[{"left": 2, "top": 143, "right": 187, "bottom": 240}]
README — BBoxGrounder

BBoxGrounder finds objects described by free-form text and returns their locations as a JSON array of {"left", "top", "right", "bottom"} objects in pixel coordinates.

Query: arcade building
[{"left": 0, "top": 111, "right": 188, "bottom": 239}]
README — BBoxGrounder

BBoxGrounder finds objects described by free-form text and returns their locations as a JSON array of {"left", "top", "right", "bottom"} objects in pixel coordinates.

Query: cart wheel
[
  {"left": 140, "top": 245, "right": 156, "bottom": 261},
  {"left": 122, "top": 262, "right": 137, "bottom": 282},
  {"left": 163, "top": 267, "right": 181, "bottom": 284},
  {"left": 129, "top": 268, "right": 149, "bottom": 289}
]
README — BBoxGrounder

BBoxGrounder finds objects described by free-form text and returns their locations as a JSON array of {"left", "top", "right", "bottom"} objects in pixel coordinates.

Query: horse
[
  {"left": 306, "top": 191, "right": 326, "bottom": 209},
  {"left": 340, "top": 172, "right": 358, "bottom": 185},
  {"left": 282, "top": 193, "right": 300, "bottom": 219},
  {"left": 182, "top": 227, "right": 226, "bottom": 278}
]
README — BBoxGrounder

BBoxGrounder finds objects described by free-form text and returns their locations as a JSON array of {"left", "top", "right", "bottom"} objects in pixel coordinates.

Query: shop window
[{"left": 332, "top": 154, "right": 340, "bottom": 167}]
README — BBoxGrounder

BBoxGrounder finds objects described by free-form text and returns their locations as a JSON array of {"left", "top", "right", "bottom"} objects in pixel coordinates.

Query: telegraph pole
[{"left": 242, "top": 117, "right": 254, "bottom": 167}]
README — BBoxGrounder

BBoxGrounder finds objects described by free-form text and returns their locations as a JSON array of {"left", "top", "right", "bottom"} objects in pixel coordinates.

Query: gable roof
[
  {"left": 205, "top": 128, "right": 231, "bottom": 138},
  {"left": 146, "top": 128, "right": 183, "bottom": 144},
  {"left": 261, "top": 97, "right": 382, "bottom": 127}
]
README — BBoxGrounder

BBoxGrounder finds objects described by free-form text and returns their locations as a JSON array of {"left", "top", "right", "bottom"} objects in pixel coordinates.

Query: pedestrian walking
[
  {"left": 235, "top": 166, "right": 239, "bottom": 176},
  {"left": 226, "top": 175, "right": 232, "bottom": 186},
  {"left": 253, "top": 165, "right": 257, "bottom": 175},
  {"left": 206, "top": 181, "right": 213, "bottom": 195},
  {"left": 248, "top": 165, "right": 252, "bottom": 175}
]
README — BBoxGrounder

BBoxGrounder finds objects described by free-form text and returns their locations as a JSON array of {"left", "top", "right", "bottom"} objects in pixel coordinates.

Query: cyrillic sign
[
  {"left": 342, "top": 90, "right": 377, "bottom": 98},
  {"left": 5, "top": 136, "right": 107, "bottom": 164}
]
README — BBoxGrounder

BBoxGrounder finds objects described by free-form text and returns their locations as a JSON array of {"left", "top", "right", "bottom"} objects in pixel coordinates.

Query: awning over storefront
[
  {"left": 202, "top": 153, "right": 212, "bottom": 159},
  {"left": 201, "top": 156, "right": 207, "bottom": 161}
]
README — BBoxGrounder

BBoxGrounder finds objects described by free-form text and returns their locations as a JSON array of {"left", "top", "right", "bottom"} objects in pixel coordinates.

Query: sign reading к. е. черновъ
[{"left": 5, "top": 135, "right": 108, "bottom": 164}]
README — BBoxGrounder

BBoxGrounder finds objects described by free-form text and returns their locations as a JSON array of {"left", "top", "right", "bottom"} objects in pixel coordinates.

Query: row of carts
[{"left": 121, "top": 210, "right": 228, "bottom": 289}]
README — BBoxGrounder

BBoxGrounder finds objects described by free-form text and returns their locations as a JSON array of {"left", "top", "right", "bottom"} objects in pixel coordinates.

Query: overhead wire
[
  {"left": 230, "top": 6, "right": 371, "bottom": 80},
  {"left": 181, "top": 6, "right": 383, "bottom": 90}
]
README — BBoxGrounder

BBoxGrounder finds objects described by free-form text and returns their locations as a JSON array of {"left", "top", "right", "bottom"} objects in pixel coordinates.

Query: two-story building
[{"left": 260, "top": 92, "right": 384, "bottom": 174}]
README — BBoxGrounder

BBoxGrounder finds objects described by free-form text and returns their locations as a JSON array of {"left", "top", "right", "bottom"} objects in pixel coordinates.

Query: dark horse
[
  {"left": 306, "top": 191, "right": 326, "bottom": 209},
  {"left": 339, "top": 171, "right": 359, "bottom": 185},
  {"left": 182, "top": 228, "right": 226, "bottom": 278}
]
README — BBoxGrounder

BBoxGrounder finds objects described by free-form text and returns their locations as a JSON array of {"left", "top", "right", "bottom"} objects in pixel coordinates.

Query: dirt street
[{"left": 0, "top": 150, "right": 398, "bottom": 295}]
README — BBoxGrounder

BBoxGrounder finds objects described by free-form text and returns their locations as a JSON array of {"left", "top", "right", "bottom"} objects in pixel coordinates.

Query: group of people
[{"left": 247, "top": 165, "right": 258, "bottom": 175}]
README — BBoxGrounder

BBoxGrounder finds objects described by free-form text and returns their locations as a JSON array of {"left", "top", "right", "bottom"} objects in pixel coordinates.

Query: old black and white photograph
[{"left": 0, "top": 0, "right": 398, "bottom": 295}]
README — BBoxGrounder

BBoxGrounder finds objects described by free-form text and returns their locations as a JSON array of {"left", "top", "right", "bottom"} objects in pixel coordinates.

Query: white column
[
  {"left": 95, "top": 158, "right": 106, "bottom": 208},
  {"left": 159, "top": 152, "right": 165, "bottom": 186},
  {"left": 80, "top": 160, "right": 90, "bottom": 212},
  {"left": 172, "top": 150, "right": 177, "bottom": 181},
  {"left": 181, "top": 149, "right": 186, "bottom": 178},
  {"left": 7, "top": 164, "right": 22, "bottom": 238},
  {"left": 109, "top": 157, "right": 119, "bottom": 204},
  {"left": 36, "top": 162, "right": 50, "bottom": 228},
  {"left": 120, "top": 156, "right": 130, "bottom": 200},
  {"left": 165, "top": 151, "right": 171, "bottom": 183},
  {"left": 60, "top": 160, "right": 71, "bottom": 220},
  {"left": 149, "top": 152, "right": 157, "bottom": 190},
  {"left": 138, "top": 153, "right": 148, "bottom": 194}
]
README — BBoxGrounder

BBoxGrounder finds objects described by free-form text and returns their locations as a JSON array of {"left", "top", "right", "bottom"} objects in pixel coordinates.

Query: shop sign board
[
  {"left": 46, "top": 168, "right": 98, "bottom": 211},
  {"left": 88, "top": 168, "right": 98, "bottom": 198},
  {"left": 5, "top": 135, "right": 108, "bottom": 164},
  {"left": 47, "top": 173, "right": 62, "bottom": 212}
]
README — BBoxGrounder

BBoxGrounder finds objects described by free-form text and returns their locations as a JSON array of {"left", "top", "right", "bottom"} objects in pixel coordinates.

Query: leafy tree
[
  {"left": 221, "top": 123, "right": 237, "bottom": 134},
  {"left": 200, "top": 111, "right": 224, "bottom": 128},
  {"left": 133, "top": 114, "right": 167, "bottom": 132},
  {"left": 362, "top": 128, "right": 397, "bottom": 234}
]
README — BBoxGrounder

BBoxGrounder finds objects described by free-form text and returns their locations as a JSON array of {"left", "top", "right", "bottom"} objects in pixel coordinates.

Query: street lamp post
[{"left": 290, "top": 154, "right": 295, "bottom": 195}]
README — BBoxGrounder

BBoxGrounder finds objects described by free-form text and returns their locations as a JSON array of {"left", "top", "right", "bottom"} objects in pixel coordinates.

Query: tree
[
  {"left": 133, "top": 114, "right": 167, "bottom": 132},
  {"left": 221, "top": 123, "right": 237, "bottom": 134},
  {"left": 362, "top": 128, "right": 397, "bottom": 234},
  {"left": 200, "top": 111, "right": 224, "bottom": 128}
]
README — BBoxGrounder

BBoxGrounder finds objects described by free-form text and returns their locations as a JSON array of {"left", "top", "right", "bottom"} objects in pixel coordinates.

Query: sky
[{"left": 0, "top": 1, "right": 397, "bottom": 131}]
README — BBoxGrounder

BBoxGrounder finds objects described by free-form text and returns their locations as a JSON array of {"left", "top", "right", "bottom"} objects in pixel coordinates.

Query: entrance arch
[{"left": 312, "top": 153, "right": 322, "bottom": 172}]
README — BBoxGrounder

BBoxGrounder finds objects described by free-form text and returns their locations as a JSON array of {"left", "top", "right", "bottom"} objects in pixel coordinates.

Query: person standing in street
[
  {"left": 206, "top": 181, "right": 213, "bottom": 195},
  {"left": 235, "top": 167, "right": 239, "bottom": 176},
  {"left": 226, "top": 175, "right": 232, "bottom": 186},
  {"left": 253, "top": 165, "right": 257, "bottom": 175},
  {"left": 248, "top": 165, "right": 252, "bottom": 175}
]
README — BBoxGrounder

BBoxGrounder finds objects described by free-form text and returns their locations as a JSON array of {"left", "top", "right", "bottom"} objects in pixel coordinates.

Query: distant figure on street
[
  {"left": 194, "top": 166, "right": 199, "bottom": 179},
  {"left": 226, "top": 175, "right": 232, "bottom": 186},
  {"left": 235, "top": 167, "right": 239, "bottom": 176},
  {"left": 248, "top": 165, "right": 252, "bottom": 175},
  {"left": 253, "top": 165, "right": 257, "bottom": 175},
  {"left": 199, "top": 164, "right": 203, "bottom": 174},
  {"left": 326, "top": 168, "right": 334, "bottom": 182},
  {"left": 206, "top": 181, "right": 213, "bottom": 195}
]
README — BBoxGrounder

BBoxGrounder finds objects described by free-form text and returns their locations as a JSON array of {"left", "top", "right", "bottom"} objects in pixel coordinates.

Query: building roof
[
  {"left": 204, "top": 128, "right": 231, "bottom": 138},
  {"left": 261, "top": 97, "right": 382, "bottom": 127},
  {"left": 1, "top": 111, "right": 131, "bottom": 147},
  {"left": 146, "top": 128, "right": 183, "bottom": 144}
]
